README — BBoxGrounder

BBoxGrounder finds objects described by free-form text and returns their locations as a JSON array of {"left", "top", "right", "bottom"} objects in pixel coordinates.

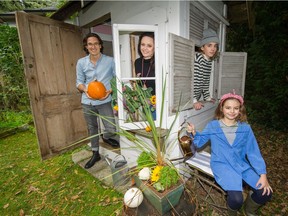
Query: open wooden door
[{"left": 16, "top": 11, "right": 87, "bottom": 160}]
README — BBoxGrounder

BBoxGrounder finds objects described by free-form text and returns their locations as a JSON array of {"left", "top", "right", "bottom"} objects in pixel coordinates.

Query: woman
[{"left": 134, "top": 32, "right": 155, "bottom": 95}]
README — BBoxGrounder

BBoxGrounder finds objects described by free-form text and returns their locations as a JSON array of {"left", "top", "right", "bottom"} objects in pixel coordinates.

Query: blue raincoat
[{"left": 192, "top": 120, "right": 266, "bottom": 191}]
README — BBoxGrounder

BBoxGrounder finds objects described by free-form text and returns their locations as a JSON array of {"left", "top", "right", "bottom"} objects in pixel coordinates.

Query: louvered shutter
[
  {"left": 218, "top": 52, "right": 247, "bottom": 98},
  {"left": 169, "top": 33, "right": 195, "bottom": 113},
  {"left": 189, "top": 5, "right": 204, "bottom": 43},
  {"left": 189, "top": 4, "right": 220, "bottom": 46},
  {"left": 208, "top": 18, "right": 219, "bottom": 33}
]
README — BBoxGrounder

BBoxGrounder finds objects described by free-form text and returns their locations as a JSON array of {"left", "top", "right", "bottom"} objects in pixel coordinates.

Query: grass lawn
[{"left": 0, "top": 130, "right": 123, "bottom": 216}]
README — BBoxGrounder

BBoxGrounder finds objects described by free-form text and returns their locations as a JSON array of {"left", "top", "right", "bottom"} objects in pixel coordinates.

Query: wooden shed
[{"left": 16, "top": 1, "right": 247, "bottom": 167}]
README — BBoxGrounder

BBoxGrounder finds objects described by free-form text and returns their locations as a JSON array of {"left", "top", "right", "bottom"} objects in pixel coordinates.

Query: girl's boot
[
  {"left": 227, "top": 206, "right": 238, "bottom": 216},
  {"left": 244, "top": 194, "right": 261, "bottom": 216}
]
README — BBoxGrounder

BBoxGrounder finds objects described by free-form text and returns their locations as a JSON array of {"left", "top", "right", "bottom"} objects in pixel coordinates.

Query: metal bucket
[{"left": 105, "top": 155, "right": 130, "bottom": 186}]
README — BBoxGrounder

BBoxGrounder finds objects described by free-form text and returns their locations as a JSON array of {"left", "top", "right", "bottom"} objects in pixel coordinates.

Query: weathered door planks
[{"left": 16, "top": 11, "right": 87, "bottom": 160}]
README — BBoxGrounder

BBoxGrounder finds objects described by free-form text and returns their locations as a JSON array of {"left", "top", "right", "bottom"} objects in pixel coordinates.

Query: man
[{"left": 76, "top": 33, "right": 119, "bottom": 169}]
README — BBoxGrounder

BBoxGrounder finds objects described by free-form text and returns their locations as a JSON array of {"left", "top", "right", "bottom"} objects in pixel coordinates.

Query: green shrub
[
  {"left": 0, "top": 110, "right": 32, "bottom": 131},
  {"left": 227, "top": 2, "right": 288, "bottom": 130},
  {"left": 0, "top": 25, "right": 30, "bottom": 111}
]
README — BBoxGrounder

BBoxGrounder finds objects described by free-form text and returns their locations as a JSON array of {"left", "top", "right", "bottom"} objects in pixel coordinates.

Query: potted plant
[
  {"left": 109, "top": 77, "right": 185, "bottom": 215},
  {"left": 110, "top": 76, "right": 156, "bottom": 122}
]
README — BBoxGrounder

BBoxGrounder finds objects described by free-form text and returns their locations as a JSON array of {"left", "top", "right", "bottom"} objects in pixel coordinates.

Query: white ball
[
  {"left": 138, "top": 167, "right": 150, "bottom": 180},
  {"left": 124, "top": 187, "right": 144, "bottom": 208}
]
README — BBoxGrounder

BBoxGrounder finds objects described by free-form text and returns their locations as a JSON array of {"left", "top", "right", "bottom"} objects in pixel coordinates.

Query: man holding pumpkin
[{"left": 76, "top": 33, "right": 119, "bottom": 169}]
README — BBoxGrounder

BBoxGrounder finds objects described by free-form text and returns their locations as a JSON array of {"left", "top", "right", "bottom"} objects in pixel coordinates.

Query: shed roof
[{"left": 0, "top": 1, "right": 250, "bottom": 27}]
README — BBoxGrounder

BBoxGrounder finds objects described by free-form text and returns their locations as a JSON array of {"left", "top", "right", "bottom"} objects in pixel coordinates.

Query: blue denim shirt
[{"left": 76, "top": 54, "right": 115, "bottom": 105}]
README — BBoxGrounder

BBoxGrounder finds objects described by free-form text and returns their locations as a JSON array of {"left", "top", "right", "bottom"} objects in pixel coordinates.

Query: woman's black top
[{"left": 134, "top": 57, "right": 155, "bottom": 95}]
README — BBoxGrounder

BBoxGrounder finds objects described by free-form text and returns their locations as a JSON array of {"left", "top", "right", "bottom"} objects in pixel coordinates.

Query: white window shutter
[
  {"left": 208, "top": 18, "right": 219, "bottom": 33},
  {"left": 189, "top": 4, "right": 220, "bottom": 45},
  {"left": 189, "top": 5, "right": 204, "bottom": 42},
  {"left": 218, "top": 52, "right": 247, "bottom": 98},
  {"left": 169, "top": 33, "right": 195, "bottom": 113}
]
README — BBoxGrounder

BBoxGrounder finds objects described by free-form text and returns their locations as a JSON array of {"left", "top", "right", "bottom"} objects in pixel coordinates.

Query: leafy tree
[
  {"left": 0, "top": 0, "right": 59, "bottom": 13},
  {"left": 0, "top": 25, "right": 29, "bottom": 111},
  {"left": 0, "top": 1, "right": 24, "bottom": 12},
  {"left": 0, "top": 0, "right": 67, "bottom": 113},
  {"left": 227, "top": 2, "right": 288, "bottom": 130}
]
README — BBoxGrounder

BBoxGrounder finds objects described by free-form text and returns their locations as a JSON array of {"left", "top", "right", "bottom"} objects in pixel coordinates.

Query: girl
[
  {"left": 193, "top": 28, "right": 219, "bottom": 110},
  {"left": 187, "top": 91, "right": 272, "bottom": 215}
]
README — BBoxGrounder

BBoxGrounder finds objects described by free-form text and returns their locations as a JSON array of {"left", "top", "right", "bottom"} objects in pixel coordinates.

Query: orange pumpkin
[{"left": 87, "top": 80, "right": 106, "bottom": 99}]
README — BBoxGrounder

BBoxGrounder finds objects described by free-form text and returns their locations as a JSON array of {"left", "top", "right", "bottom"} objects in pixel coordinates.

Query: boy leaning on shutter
[{"left": 193, "top": 28, "right": 219, "bottom": 110}]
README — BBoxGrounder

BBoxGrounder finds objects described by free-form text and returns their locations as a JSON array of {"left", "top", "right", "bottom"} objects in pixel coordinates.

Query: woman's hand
[{"left": 256, "top": 174, "right": 273, "bottom": 196}]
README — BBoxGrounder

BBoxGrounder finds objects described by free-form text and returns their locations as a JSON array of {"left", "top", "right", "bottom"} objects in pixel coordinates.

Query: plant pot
[{"left": 134, "top": 175, "right": 184, "bottom": 215}]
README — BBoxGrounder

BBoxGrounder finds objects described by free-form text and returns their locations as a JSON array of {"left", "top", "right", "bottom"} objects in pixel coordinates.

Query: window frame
[{"left": 112, "top": 24, "right": 159, "bottom": 129}]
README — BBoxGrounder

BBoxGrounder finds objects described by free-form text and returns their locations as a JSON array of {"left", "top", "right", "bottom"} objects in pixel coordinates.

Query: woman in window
[{"left": 134, "top": 32, "right": 155, "bottom": 96}]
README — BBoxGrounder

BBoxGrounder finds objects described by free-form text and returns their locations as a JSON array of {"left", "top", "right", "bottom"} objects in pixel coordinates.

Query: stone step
[{"left": 71, "top": 141, "right": 131, "bottom": 194}]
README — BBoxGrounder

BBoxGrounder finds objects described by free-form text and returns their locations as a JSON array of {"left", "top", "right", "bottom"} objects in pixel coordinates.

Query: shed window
[{"left": 112, "top": 24, "right": 159, "bottom": 130}]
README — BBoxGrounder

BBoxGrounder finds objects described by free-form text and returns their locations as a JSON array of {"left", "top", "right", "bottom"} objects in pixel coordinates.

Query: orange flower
[
  {"left": 145, "top": 126, "right": 152, "bottom": 132},
  {"left": 113, "top": 105, "right": 118, "bottom": 111},
  {"left": 150, "top": 95, "right": 156, "bottom": 105}
]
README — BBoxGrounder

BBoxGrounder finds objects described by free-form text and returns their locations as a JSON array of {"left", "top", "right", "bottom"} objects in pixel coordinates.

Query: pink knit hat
[{"left": 220, "top": 90, "right": 244, "bottom": 105}]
